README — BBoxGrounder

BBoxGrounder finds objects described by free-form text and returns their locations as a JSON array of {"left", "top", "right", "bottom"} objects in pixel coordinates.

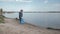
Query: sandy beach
[{"left": 0, "top": 18, "right": 60, "bottom": 34}]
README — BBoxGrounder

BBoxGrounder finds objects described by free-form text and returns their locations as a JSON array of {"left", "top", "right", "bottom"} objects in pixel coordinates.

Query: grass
[{"left": 0, "top": 15, "right": 4, "bottom": 23}]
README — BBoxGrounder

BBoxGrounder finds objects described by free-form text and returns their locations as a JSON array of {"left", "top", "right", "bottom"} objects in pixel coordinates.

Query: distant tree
[{"left": 0, "top": 8, "right": 3, "bottom": 15}]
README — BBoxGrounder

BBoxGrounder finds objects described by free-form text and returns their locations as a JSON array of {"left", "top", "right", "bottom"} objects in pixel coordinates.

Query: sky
[{"left": 0, "top": 0, "right": 60, "bottom": 11}]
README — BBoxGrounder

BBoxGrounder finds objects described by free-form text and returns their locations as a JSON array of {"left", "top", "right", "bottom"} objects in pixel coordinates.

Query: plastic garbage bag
[{"left": 20, "top": 18, "right": 25, "bottom": 24}]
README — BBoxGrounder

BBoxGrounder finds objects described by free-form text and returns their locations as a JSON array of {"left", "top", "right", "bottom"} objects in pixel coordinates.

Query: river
[{"left": 3, "top": 12, "right": 60, "bottom": 29}]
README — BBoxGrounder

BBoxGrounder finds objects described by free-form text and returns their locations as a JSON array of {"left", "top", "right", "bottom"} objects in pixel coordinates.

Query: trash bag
[{"left": 20, "top": 18, "right": 25, "bottom": 24}]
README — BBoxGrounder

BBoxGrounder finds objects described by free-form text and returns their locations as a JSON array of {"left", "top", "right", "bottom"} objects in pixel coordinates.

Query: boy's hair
[{"left": 20, "top": 10, "right": 23, "bottom": 12}]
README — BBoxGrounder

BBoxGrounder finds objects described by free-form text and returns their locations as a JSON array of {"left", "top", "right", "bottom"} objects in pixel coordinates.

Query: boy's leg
[{"left": 19, "top": 18, "right": 21, "bottom": 24}]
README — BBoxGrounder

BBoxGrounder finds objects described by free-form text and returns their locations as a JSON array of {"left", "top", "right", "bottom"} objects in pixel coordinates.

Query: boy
[{"left": 19, "top": 9, "right": 23, "bottom": 24}]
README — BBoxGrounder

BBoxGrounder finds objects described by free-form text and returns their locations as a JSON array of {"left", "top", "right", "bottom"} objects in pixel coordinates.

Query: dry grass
[{"left": 0, "top": 15, "right": 4, "bottom": 23}]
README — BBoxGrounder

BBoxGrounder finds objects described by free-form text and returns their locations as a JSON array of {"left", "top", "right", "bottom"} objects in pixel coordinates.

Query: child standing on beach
[{"left": 19, "top": 9, "right": 23, "bottom": 24}]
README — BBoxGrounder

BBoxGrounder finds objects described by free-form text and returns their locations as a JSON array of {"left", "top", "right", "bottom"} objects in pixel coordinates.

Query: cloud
[
  {"left": 0, "top": 0, "right": 15, "bottom": 1},
  {"left": 0, "top": 0, "right": 32, "bottom": 2},
  {"left": 44, "top": 0, "right": 48, "bottom": 4},
  {"left": 54, "top": 4, "right": 60, "bottom": 7},
  {"left": 48, "top": 3, "right": 60, "bottom": 11},
  {"left": 50, "top": 3, "right": 60, "bottom": 7},
  {"left": 16, "top": 0, "right": 32, "bottom": 2}
]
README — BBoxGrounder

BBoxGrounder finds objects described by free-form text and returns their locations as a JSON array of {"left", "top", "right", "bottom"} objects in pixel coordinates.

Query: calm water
[{"left": 3, "top": 13, "right": 60, "bottom": 29}]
